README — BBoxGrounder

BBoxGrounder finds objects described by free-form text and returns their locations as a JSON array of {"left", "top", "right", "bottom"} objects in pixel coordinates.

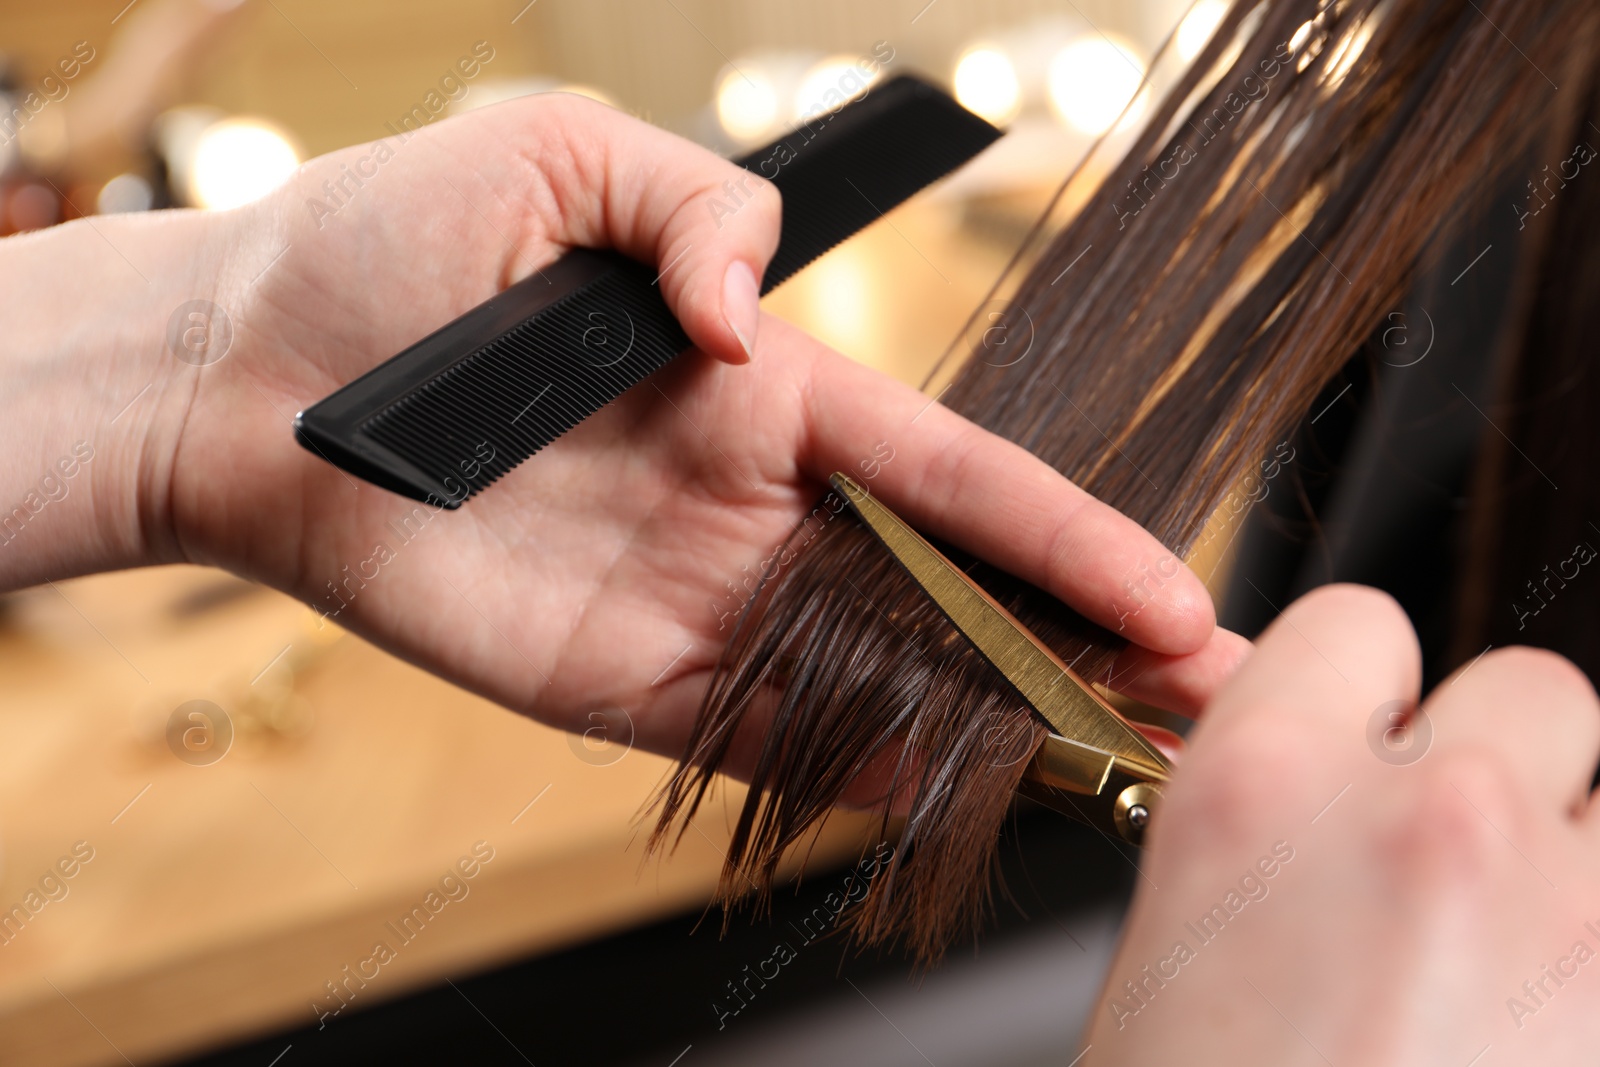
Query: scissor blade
[{"left": 829, "top": 472, "right": 1169, "bottom": 780}]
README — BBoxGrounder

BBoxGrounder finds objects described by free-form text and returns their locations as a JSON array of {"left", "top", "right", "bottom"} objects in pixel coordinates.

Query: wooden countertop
[{"left": 0, "top": 566, "right": 881, "bottom": 1065}]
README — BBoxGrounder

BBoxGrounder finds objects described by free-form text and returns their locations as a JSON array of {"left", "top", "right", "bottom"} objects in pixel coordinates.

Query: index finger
[{"left": 790, "top": 319, "right": 1214, "bottom": 657}]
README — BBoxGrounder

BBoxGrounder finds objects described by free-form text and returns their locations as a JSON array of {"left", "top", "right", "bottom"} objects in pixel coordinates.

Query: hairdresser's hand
[
  {"left": 1085, "top": 584, "right": 1600, "bottom": 1063},
  {"left": 0, "top": 93, "right": 1241, "bottom": 766}
]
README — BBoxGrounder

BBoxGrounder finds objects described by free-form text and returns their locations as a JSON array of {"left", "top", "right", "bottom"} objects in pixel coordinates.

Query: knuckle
[
  {"left": 737, "top": 173, "right": 783, "bottom": 241},
  {"left": 544, "top": 89, "right": 602, "bottom": 118},
  {"left": 743, "top": 170, "right": 780, "bottom": 206},
  {"left": 1168, "top": 718, "right": 1315, "bottom": 845},
  {"left": 1382, "top": 747, "right": 1522, "bottom": 884},
  {"left": 518, "top": 89, "right": 580, "bottom": 127},
  {"left": 1483, "top": 645, "right": 1596, "bottom": 700},
  {"left": 1293, "top": 583, "right": 1409, "bottom": 635},
  {"left": 1034, "top": 482, "right": 1098, "bottom": 572}
]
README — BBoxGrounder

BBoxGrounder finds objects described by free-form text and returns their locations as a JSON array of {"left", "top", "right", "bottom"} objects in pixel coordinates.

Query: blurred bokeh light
[
  {"left": 1176, "top": 0, "right": 1230, "bottom": 60},
  {"left": 716, "top": 62, "right": 783, "bottom": 144},
  {"left": 793, "top": 52, "right": 879, "bottom": 120},
  {"left": 952, "top": 45, "right": 1021, "bottom": 126},
  {"left": 1047, "top": 35, "right": 1149, "bottom": 135},
  {"left": 186, "top": 116, "right": 299, "bottom": 210}
]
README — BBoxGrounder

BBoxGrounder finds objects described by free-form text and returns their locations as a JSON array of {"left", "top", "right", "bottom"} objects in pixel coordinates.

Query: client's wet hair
[{"left": 652, "top": 0, "right": 1600, "bottom": 963}]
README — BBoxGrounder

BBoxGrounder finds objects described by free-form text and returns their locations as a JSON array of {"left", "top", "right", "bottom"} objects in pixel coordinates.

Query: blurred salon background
[{"left": 0, "top": 1, "right": 1235, "bottom": 1065}]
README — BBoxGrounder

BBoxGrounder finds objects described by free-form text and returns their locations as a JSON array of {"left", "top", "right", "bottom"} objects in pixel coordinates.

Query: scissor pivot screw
[{"left": 1113, "top": 782, "right": 1163, "bottom": 845}]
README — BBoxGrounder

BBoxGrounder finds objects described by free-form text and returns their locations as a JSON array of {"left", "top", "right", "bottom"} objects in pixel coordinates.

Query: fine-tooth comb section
[
  {"left": 360, "top": 259, "right": 688, "bottom": 498},
  {"left": 294, "top": 74, "right": 1002, "bottom": 507}
]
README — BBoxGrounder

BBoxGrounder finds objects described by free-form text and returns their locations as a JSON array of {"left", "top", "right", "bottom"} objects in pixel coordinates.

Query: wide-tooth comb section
[{"left": 294, "top": 74, "right": 1001, "bottom": 507}]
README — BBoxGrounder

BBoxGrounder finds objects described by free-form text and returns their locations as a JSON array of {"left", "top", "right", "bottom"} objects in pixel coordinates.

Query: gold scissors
[{"left": 829, "top": 472, "right": 1172, "bottom": 846}]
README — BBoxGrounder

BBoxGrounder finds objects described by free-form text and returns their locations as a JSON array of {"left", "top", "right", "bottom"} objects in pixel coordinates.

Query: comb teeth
[
  {"left": 361, "top": 259, "right": 685, "bottom": 501},
  {"left": 295, "top": 74, "right": 1002, "bottom": 507}
]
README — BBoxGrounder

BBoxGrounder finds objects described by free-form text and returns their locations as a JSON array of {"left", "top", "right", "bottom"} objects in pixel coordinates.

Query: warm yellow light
[
  {"left": 953, "top": 46, "right": 1021, "bottom": 125},
  {"left": 1176, "top": 0, "right": 1230, "bottom": 62},
  {"left": 794, "top": 54, "right": 878, "bottom": 122},
  {"left": 803, "top": 245, "right": 874, "bottom": 358},
  {"left": 189, "top": 118, "right": 300, "bottom": 210},
  {"left": 1047, "top": 35, "right": 1148, "bottom": 135},
  {"left": 715, "top": 65, "right": 780, "bottom": 144},
  {"left": 1289, "top": 19, "right": 1316, "bottom": 54}
]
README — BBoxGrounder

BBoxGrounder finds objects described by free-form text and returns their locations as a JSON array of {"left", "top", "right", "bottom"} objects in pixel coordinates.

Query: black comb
[{"left": 293, "top": 74, "right": 1002, "bottom": 507}]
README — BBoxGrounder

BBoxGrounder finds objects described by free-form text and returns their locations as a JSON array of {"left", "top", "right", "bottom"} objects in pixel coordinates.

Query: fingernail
[{"left": 722, "top": 260, "right": 760, "bottom": 361}]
